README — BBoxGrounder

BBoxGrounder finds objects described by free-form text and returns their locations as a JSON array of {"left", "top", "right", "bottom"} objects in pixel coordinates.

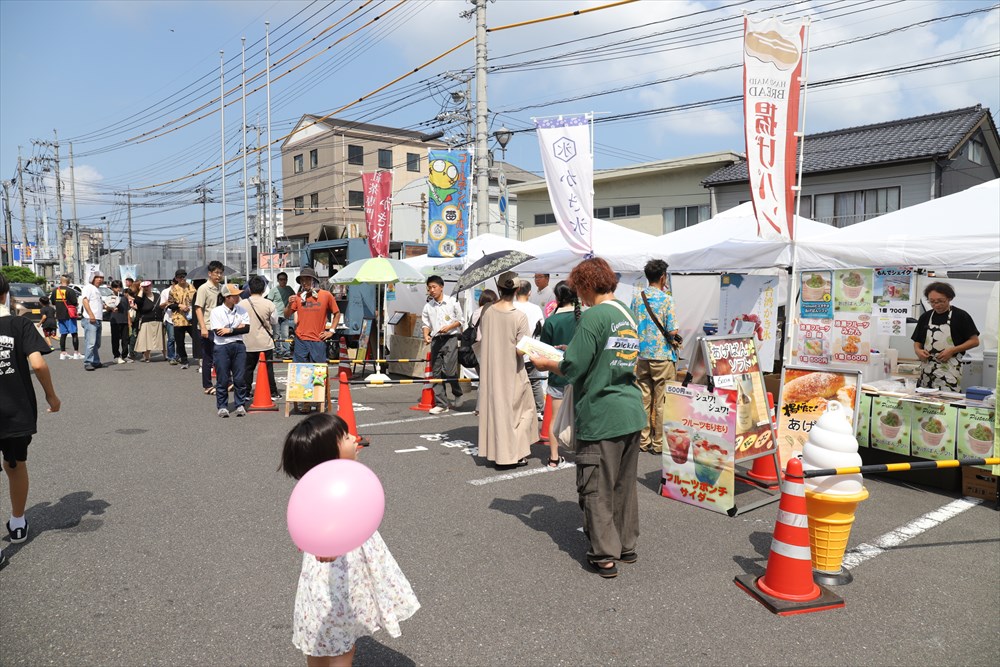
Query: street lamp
[
  {"left": 493, "top": 126, "right": 512, "bottom": 160},
  {"left": 492, "top": 127, "right": 513, "bottom": 238}
]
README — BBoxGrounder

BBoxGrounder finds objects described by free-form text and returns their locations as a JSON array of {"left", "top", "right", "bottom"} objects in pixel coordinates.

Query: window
[
  {"left": 347, "top": 145, "right": 364, "bottom": 165},
  {"left": 534, "top": 213, "right": 556, "bottom": 226},
  {"left": 378, "top": 148, "right": 393, "bottom": 170},
  {"left": 309, "top": 149, "right": 318, "bottom": 169},
  {"left": 968, "top": 138, "right": 984, "bottom": 165},
  {"left": 594, "top": 207, "right": 610, "bottom": 219},
  {"left": 310, "top": 193, "right": 319, "bottom": 212},
  {"left": 813, "top": 187, "right": 900, "bottom": 227},
  {"left": 293, "top": 154, "right": 304, "bottom": 174},
  {"left": 293, "top": 196, "right": 304, "bottom": 216},
  {"left": 406, "top": 152, "right": 420, "bottom": 172},
  {"left": 348, "top": 190, "right": 364, "bottom": 210},
  {"left": 796, "top": 195, "right": 812, "bottom": 219},
  {"left": 662, "top": 205, "right": 709, "bottom": 233},
  {"left": 612, "top": 204, "right": 640, "bottom": 218}
]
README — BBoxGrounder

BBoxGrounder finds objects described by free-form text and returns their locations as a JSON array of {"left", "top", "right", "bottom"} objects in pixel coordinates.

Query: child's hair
[
  {"left": 39, "top": 295, "right": 50, "bottom": 306},
  {"left": 280, "top": 413, "right": 350, "bottom": 480},
  {"left": 553, "top": 280, "right": 581, "bottom": 321}
]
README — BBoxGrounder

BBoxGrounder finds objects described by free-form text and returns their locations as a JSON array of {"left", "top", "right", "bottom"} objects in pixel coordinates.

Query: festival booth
[{"left": 782, "top": 180, "right": 1000, "bottom": 492}]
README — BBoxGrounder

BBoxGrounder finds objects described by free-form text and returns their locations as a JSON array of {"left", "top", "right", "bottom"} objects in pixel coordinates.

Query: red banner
[
  {"left": 362, "top": 171, "right": 392, "bottom": 258},
  {"left": 743, "top": 16, "right": 806, "bottom": 241}
]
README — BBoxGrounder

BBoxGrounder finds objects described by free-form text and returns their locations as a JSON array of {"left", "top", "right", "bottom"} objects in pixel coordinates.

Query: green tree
[{"left": 1, "top": 265, "right": 46, "bottom": 286}]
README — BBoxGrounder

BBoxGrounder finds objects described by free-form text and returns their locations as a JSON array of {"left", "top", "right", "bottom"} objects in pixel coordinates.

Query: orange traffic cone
[
  {"left": 747, "top": 392, "right": 781, "bottom": 488},
  {"left": 336, "top": 371, "right": 369, "bottom": 447},
  {"left": 538, "top": 395, "right": 552, "bottom": 443},
  {"left": 248, "top": 352, "right": 278, "bottom": 411},
  {"left": 409, "top": 350, "right": 435, "bottom": 411},
  {"left": 734, "top": 458, "right": 845, "bottom": 615}
]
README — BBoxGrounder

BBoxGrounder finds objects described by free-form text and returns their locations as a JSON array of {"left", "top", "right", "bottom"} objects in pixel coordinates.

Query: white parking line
[
  {"left": 468, "top": 462, "right": 576, "bottom": 486},
  {"left": 842, "top": 497, "right": 983, "bottom": 570},
  {"left": 357, "top": 412, "right": 464, "bottom": 428}
]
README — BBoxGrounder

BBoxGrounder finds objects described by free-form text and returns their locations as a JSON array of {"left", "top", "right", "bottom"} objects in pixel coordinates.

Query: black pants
[
  {"left": 244, "top": 349, "right": 279, "bottom": 396},
  {"left": 201, "top": 336, "right": 215, "bottom": 389},
  {"left": 110, "top": 322, "right": 129, "bottom": 359},
  {"left": 173, "top": 325, "right": 191, "bottom": 364}
]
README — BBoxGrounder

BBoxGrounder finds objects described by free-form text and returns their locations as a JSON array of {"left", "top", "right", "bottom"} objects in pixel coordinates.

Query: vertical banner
[
  {"left": 84, "top": 263, "right": 101, "bottom": 283},
  {"left": 362, "top": 171, "right": 393, "bottom": 258},
  {"left": 427, "top": 150, "right": 472, "bottom": 258},
  {"left": 534, "top": 114, "right": 594, "bottom": 256},
  {"left": 719, "top": 273, "right": 779, "bottom": 372},
  {"left": 743, "top": 16, "right": 806, "bottom": 240},
  {"left": 661, "top": 384, "right": 736, "bottom": 515}
]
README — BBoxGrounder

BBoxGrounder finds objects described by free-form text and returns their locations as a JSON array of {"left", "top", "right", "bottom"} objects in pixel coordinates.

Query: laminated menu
[{"left": 516, "top": 336, "right": 564, "bottom": 361}]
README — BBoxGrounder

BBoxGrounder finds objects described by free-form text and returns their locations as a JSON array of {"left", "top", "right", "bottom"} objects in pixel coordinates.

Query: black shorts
[{"left": 1, "top": 435, "right": 32, "bottom": 466}]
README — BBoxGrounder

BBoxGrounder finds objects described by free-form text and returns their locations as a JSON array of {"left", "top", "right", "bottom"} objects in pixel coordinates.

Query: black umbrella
[
  {"left": 454, "top": 250, "right": 536, "bottom": 293},
  {"left": 185, "top": 264, "right": 240, "bottom": 281}
]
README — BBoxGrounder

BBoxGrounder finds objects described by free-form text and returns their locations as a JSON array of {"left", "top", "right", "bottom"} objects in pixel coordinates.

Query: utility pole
[
  {"left": 474, "top": 0, "right": 489, "bottom": 237},
  {"left": 1, "top": 180, "right": 12, "bottom": 266},
  {"left": 241, "top": 36, "right": 250, "bottom": 280},
  {"left": 69, "top": 142, "right": 82, "bottom": 280},
  {"left": 126, "top": 190, "right": 133, "bottom": 265},
  {"left": 17, "top": 149, "right": 27, "bottom": 266},
  {"left": 255, "top": 122, "right": 266, "bottom": 253},
  {"left": 197, "top": 187, "right": 209, "bottom": 263},
  {"left": 52, "top": 132, "right": 65, "bottom": 276}
]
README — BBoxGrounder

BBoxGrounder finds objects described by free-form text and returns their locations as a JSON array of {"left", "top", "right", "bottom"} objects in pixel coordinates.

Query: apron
[{"left": 917, "top": 308, "right": 963, "bottom": 391}]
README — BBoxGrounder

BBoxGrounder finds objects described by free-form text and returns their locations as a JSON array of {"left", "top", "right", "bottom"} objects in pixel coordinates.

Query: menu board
[
  {"left": 909, "top": 401, "right": 957, "bottom": 461},
  {"left": 956, "top": 405, "right": 996, "bottom": 470},
  {"left": 661, "top": 384, "right": 736, "bottom": 515},
  {"left": 701, "top": 335, "right": 774, "bottom": 461},
  {"left": 869, "top": 396, "right": 912, "bottom": 455},
  {"left": 775, "top": 366, "right": 862, "bottom": 464},
  {"left": 793, "top": 268, "right": 875, "bottom": 368}
]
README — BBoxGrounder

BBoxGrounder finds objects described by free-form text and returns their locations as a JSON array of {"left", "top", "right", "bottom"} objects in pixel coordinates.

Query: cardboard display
[{"left": 285, "top": 363, "right": 331, "bottom": 417}]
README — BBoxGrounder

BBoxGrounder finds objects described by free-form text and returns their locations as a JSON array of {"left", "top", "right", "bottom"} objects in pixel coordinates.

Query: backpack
[{"left": 458, "top": 304, "right": 489, "bottom": 369}]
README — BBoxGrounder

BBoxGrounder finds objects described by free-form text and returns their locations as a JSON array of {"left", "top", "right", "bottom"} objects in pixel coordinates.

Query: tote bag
[{"left": 551, "top": 384, "right": 576, "bottom": 451}]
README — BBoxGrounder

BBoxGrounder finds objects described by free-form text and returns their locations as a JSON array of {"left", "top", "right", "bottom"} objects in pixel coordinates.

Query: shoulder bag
[{"left": 640, "top": 290, "right": 683, "bottom": 349}]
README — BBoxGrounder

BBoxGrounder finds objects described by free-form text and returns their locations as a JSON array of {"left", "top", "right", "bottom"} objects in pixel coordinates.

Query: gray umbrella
[{"left": 454, "top": 250, "right": 536, "bottom": 293}]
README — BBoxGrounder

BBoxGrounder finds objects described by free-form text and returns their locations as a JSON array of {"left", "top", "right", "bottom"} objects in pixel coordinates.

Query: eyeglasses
[{"left": 928, "top": 298, "right": 949, "bottom": 305}]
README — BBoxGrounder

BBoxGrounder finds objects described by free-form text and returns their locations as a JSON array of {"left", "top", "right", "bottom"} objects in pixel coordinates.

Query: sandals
[
  {"left": 204, "top": 387, "right": 215, "bottom": 395},
  {"left": 588, "top": 560, "right": 618, "bottom": 578},
  {"left": 546, "top": 456, "right": 566, "bottom": 469},
  {"left": 619, "top": 550, "right": 637, "bottom": 564}
]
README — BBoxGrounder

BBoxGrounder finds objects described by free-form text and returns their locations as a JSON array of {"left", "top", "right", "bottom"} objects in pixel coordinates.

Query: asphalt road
[{"left": 2, "top": 341, "right": 998, "bottom": 666}]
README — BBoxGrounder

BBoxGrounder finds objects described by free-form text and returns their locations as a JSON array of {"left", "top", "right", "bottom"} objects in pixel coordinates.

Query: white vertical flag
[
  {"left": 535, "top": 114, "right": 594, "bottom": 256},
  {"left": 743, "top": 16, "right": 806, "bottom": 241}
]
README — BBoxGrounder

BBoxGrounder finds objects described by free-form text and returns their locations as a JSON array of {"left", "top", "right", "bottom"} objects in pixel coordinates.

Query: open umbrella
[
  {"left": 454, "top": 250, "right": 535, "bottom": 293},
  {"left": 328, "top": 257, "right": 426, "bottom": 285},
  {"left": 329, "top": 257, "right": 426, "bottom": 383},
  {"left": 185, "top": 263, "right": 241, "bottom": 281}
]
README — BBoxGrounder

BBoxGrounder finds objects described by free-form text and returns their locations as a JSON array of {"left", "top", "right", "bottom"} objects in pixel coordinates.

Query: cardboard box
[
  {"left": 387, "top": 334, "right": 429, "bottom": 378},
  {"left": 962, "top": 466, "right": 999, "bottom": 505},
  {"left": 392, "top": 312, "right": 419, "bottom": 338}
]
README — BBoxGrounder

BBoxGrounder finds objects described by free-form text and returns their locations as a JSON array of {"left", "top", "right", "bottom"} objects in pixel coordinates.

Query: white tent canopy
[
  {"left": 403, "top": 233, "right": 526, "bottom": 278},
  {"left": 517, "top": 219, "right": 658, "bottom": 274},
  {"left": 795, "top": 179, "right": 1000, "bottom": 270},
  {"left": 655, "top": 202, "right": 834, "bottom": 272}
]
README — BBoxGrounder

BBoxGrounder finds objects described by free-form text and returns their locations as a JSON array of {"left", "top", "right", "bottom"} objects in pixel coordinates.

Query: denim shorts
[
  {"left": 293, "top": 339, "right": 328, "bottom": 363},
  {"left": 546, "top": 384, "right": 565, "bottom": 399}
]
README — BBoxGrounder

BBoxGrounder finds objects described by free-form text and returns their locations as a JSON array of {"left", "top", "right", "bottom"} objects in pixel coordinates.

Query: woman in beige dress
[
  {"left": 134, "top": 281, "right": 163, "bottom": 362},
  {"left": 477, "top": 272, "right": 539, "bottom": 468}
]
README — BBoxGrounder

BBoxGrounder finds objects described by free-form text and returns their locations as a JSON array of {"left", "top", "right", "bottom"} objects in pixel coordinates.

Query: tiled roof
[{"left": 703, "top": 106, "right": 989, "bottom": 185}]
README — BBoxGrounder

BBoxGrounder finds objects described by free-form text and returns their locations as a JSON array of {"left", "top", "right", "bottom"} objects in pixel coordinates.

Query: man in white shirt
[
  {"left": 421, "top": 275, "right": 465, "bottom": 414},
  {"left": 530, "top": 273, "right": 555, "bottom": 313},
  {"left": 513, "top": 280, "right": 547, "bottom": 416},
  {"left": 80, "top": 271, "right": 108, "bottom": 371},
  {"left": 210, "top": 284, "right": 251, "bottom": 417}
]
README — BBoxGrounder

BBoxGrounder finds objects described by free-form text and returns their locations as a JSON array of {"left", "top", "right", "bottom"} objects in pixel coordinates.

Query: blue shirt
[{"left": 629, "top": 287, "right": 677, "bottom": 361}]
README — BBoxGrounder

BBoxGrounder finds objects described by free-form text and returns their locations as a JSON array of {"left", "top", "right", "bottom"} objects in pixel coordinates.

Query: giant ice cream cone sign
[{"left": 800, "top": 401, "right": 869, "bottom": 583}]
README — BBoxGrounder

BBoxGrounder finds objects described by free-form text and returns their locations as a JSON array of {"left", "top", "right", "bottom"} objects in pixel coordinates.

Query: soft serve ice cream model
[{"left": 800, "top": 400, "right": 869, "bottom": 583}]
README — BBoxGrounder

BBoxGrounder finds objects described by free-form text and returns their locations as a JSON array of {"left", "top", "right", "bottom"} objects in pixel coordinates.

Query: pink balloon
[{"left": 286, "top": 459, "right": 385, "bottom": 558}]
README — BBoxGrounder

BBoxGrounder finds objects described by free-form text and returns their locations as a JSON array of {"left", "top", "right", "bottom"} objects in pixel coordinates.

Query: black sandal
[
  {"left": 619, "top": 550, "right": 637, "bottom": 564},
  {"left": 588, "top": 560, "right": 618, "bottom": 578},
  {"left": 546, "top": 456, "right": 566, "bottom": 469}
]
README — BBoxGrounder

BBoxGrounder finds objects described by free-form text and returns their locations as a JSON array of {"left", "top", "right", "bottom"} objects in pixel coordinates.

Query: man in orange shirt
[{"left": 284, "top": 267, "right": 341, "bottom": 364}]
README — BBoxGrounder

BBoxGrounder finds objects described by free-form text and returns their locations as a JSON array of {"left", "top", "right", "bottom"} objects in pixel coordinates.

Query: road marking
[
  {"left": 357, "top": 412, "right": 463, "bottom": 428},
  {"left": 842, "top": 497, "right": 983, "bottom": 570},
  {"left": 395, "top": 446, "right": 428, "bottom": 454},
  {"left": 468, "top": 462, "right": 576, "bottom": 486}
]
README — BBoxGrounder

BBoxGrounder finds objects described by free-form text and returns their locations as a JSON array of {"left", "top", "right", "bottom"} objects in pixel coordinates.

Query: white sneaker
[
  {"left": 115, "top": 357, "right": 125, "bottom": 365},
  {"left": 60, "top": 352, "right": 69, "bottom": 360},
  {"left": 429, "top": 405, "right": 448, "bottom": 415},
  {"left": 73, "top": 353, "right": 84, "bottom": 360}
]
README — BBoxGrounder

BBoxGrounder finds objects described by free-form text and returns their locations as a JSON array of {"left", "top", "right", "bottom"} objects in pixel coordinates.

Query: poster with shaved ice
[
  {"left": 870, "top": 396, "right": 911, "bottom": 455},
  {"left": 956, "top": 405, "right": 996, "bottom": 471},
  {"left": 660, "top": 383, "right": 736, "bottom": 515},
  {"left": 910, "top": 401, "right": 957, "bottom": 461}
]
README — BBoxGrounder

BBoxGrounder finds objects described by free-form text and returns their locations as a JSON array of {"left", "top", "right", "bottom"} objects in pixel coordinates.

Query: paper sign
[
  {"left": 286, "top": 364, "right": 328, "bottom": 403},
  {"left": 800, "top": 270, "right": 833, "bottom": 319},
  {"left": 833, "top": 269, "right": 873, "bottom": 313},
  {"left": 776, "top": 366, "right": 862, "bottom": 463},
  {"left": 831, "top": 313, "right": 872, "bottom": 365},
  {"left": 909, "top": 401, "right": 957, "bottom": 461},
  {"left": 869, "top": 396, "right": 911, "bottom": 455},
  {"left": 956, "top": 405, "right": 996, "bottom": 470}
]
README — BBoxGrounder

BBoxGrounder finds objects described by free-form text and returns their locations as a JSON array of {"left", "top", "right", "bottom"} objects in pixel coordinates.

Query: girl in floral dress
[{"left": 281, "top": 414, "right": 420, "bottom": 666}]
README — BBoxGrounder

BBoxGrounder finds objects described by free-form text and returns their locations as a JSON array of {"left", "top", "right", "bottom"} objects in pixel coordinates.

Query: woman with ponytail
[{"left": 539, "top": 281, "right": 580, "bottom": 468}]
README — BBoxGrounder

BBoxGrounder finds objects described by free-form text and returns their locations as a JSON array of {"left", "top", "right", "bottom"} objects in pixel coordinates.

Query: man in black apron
[{"left": 911, "top": 281, "right": 980, "bottom": 391}]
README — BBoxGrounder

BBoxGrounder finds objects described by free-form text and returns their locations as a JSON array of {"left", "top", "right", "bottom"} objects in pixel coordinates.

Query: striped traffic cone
[
  {"left": 734, "top": 458, "right": 845, "bottom": 615},
  {"left": 409, "top": 350, "right": 435, "bottom": 411},
  {"left": 336, "top": 371, "right": 369, "bottom": 447}
]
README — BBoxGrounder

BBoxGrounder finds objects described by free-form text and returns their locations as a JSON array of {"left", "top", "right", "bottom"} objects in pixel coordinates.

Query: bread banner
[{"left": 744, "top": 30, "right": 800, "bottom": 71}]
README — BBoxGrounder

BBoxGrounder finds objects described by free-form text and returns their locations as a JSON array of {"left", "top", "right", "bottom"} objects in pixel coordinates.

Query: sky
[{"left": 1, "top": 0, "right": 998, "bottom": 250}]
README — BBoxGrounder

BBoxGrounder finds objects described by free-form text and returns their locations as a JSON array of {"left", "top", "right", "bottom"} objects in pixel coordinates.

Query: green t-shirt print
[{"left": 558, "top": 300, "right": 646, "bottom": 442}]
